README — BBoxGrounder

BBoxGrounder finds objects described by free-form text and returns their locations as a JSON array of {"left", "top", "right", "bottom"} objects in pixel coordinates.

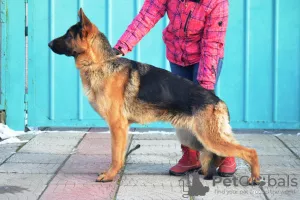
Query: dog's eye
[{"left": 66, "top": 32, "right": 73, "bottom": 39}]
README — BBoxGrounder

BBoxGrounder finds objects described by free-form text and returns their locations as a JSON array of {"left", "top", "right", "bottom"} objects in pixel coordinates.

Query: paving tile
[
  {"left": 117, "top": 175, "right": 188, "bottom": 200},
  {"left": 84, "top": 133, "right": 112, "bottom": 139},
  {"left": 131, "top": 140, "right": 181, "bottom": 148},
  {"left": 50, "top": 173, "right": 120, "bottom": 185},
  {"left": 76, "top": 138, "right": 111, "bottom": 155},
  {"left": 126, "top": 154, "right": 181, "bottom": 164},
  {"left": 19, "top": 144, "right": 76, "bottom": 154},
  {"left": 2, "top": 132, "right": 299, "bottom": 200},
  {"left": 235, "top": 134, "right": 279, "bottom": 142},
  {"left": 0, "top": 163, "right": 60, "bottom": 174},
  {"left": 236, "top": 134, "right": 284, "bottom": 147},
  {"left": 25, "top": 137, "right": 81, "bottom": 146},
  {"left": 0, "top": 152, "right": 14, "bottom": 164},
  {"left": 33, "top": 132, "right": 85, "bottom": 139},
  {"left": 77, "top": 134, "right": 133, "bottom": 155},
  {"left": 87, "top": 128, "right": 109, "bottom": 132},
  {"left": 0, "top": 174, "right": 52, "bottom": 187},
  {"left": 192, "top": 186, "right": 266, "bottom": 200},
  {"left": 0, "top": 174, "right": 52, "bottom": 200},
  {"left": 124, "top": 161, "right": 249, "bottom": 177},
  {"left": 234, "top": 135, "right": 294, "bottom": 156},
  {"left": 251, "top": 146, "right": 294, "bottom": 156},
  {"left": 16, "top": 133, "right": 37, "bottom": 141},
  {"left": 116, "top": 186, "right": 187, "bottom": 200},
  {"left": 260, "top": 174, "right": 300, "bottom": 200},
  {"left": 65, "top": 154, "right": 111, "bottom": 164},
  {"left": 130, "top": 134, "right": 290, "bottom": 157},
  {"left": 124, "top": 163, "right": 173, "bottom": 175},
  {"left": 186, "top": 173, "right": 265, "bottom": 200},
  {"left": 0, "top": 144, "right": 22, "bottom": 154},
  {"left": 43, "top": 128, "right": 90, "bottom": 132},
  {"left": 126, "top": 155, "right": 249, "bottom": 174},
  {"left": 276, "top": 135, "right": 300, "bottom": 148},
  {"left": 234, "top": 158, "right": 251, "bottom": 174},
  {"left": 128, "top": 141, "right": 181, "bottom": 156},
  {"left": 118, "top": 174, "right": 266, "bottom": 200},
  {"left": 133, "top": 134, "right": 177, "bottom": 140},
  {"left": 291, "top": 147, "right": 300, "bottom": 157},
  {"left": 15, "top": 132, "right": 84, "bottom": 155},
  {"left": 259, "top": 155, "right": 300, "bottom": 174},
  {"left": 85, "top": 133, "right": 133, "bottom": 143},
  {"left": 59, "top": 155, "right": 111, "bottom": 174},
  {"left": 40, "top": 183, "right": 117, "bottom": 200},
  {"left": 7, "top": 153, "right": 68, "bottom": 164},
  {"left": 129, "top": 140, "right": 181, "bottom": 155},
  {"left": 120, "top": 174, "right": 185, "bottom": 187}
]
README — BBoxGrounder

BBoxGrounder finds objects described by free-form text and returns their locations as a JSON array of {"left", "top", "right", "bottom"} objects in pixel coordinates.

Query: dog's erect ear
[{"left": 78, "top": 8, "right": 92, "bottom": 32}]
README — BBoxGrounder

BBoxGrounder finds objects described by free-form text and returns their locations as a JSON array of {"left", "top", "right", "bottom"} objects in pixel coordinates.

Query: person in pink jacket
[{"left": 114, "top": 0, "right": 236, "bottom": 176}]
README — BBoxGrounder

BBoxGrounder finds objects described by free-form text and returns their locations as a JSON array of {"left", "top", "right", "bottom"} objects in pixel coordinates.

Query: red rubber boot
[
  {"left": 217, "top": 157, "right": 236, "bottom": 177},
  {"left": 169, "top": 145, "right": 201, "bottom": 176}
]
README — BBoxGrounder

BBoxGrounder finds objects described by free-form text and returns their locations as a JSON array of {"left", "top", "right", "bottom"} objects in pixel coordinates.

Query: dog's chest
[
  {"left": 91, "top": 85, "right": 111, "bottom": 116},
  {"left": 81, "top": 75, "right": 110, "bottom": 118}
]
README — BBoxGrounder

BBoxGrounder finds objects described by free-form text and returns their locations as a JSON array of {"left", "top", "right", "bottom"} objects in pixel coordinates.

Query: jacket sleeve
[
  {"left": 114, "top": 0, "right": 167, "bottom": 55},
  {"left": 197, "top": 0, "right": 229, "bottom": 90}
]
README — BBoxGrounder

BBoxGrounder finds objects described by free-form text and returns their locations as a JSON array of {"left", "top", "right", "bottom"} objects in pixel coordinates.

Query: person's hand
[{"left": 112, "top": 48, "right": 124, "bottom": 57}]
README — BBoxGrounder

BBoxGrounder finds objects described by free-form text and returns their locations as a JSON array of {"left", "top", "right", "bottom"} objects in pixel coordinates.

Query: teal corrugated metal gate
[
  {"left": 0, "top": 0, "right": 4, "bottom": 111},
  {"left": 22, "top": 0, "right": 298, "bottom": 129},
  {"left": 0, "top": 0, "right": 25, "bottom": 129}
]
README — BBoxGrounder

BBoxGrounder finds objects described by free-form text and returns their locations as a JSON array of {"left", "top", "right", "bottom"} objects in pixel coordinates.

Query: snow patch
[
  {"left": 0, "top": 123, "right": 35, "bottom": 144},
  {"left": 0, "top": 137, "right": 28, "bottom": 144}
]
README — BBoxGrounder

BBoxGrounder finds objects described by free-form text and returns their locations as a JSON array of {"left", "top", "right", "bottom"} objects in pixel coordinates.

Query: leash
[{"left": 125, "top": 144, "right": 141, "bottom": 158}]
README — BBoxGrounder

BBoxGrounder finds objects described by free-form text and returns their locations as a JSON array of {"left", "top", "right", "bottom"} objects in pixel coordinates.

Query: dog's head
[{"left": 48, "top": 8, "right": 97, "bottom": 57}]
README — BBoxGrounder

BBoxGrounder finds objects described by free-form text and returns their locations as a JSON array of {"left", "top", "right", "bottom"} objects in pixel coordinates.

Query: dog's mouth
[{"left": 48, "top": 41, "right": 74, "bottom": 57}]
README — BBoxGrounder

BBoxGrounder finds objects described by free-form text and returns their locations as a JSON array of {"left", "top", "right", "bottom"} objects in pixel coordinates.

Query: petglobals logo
[
  {"left": 179, "top": 173, "right": 299, "bottom": 198},
  {"left": 212, "top": 174, "right": 298, "bottom": 187},
  {"left": 179, "top": 172, "right": 210, "bottom": 198}
]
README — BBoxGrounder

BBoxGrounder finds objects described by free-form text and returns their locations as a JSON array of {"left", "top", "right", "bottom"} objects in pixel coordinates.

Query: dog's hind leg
[
  {"left": 200, "top": 149, "right": 227, "bottom": 180},
  {"left": 199, "top": 149, "right": 214, "bottom": 179},
  {"left": 176, "top": 129, "right": 222, "bottom": 179},
  {"left": 192, "top": 102, "right": 260, "bottom": 185},
  {"left": 176, "top": 128, "right": 203, "bottom": 151}
]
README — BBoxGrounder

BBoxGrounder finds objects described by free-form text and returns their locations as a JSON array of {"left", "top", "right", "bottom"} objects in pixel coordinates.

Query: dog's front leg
[{"left": 96, "top": 117, "right": 128, "bottom": 182}]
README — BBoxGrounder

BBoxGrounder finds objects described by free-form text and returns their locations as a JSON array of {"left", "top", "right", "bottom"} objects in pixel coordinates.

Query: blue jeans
[
  {"left": 170, "top": 62, "right": 199, "bottom": 85},
  {"left": 170, "top": 60, "right": 223, "bottom": 90}
]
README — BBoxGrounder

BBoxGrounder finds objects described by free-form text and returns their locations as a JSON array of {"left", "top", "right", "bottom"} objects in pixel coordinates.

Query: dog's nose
[{"left": 48, "top": 41, "right": 53, "bottom": 48}]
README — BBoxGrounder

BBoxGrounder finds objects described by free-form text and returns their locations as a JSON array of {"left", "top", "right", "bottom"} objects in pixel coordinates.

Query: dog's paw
[
  {"left": 96, "top": 173, "right": 114, "bottom": 182},
  {"left": 203, "top": 174, "right": 214, "bottom": 180},
  {"left": 97, "top": 171, "right": 107, "bottom": 176},
  {"left": 248, "top": 176, "right": 262, "bottom": 186}
]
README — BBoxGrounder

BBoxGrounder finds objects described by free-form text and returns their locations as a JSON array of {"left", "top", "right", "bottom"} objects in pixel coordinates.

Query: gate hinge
[
  {"left": 25, "top": 0, "right": 28, "bottom": 36},
  {"left": 24, "top": 93, "right": 28, "bottom": 111},
  {"left": 25, "top": 26, "right": 28, "bottom": 36}
]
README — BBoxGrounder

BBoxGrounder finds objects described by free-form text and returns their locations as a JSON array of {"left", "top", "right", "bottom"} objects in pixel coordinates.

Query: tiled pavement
[{"left": 0, "top": 130, "right": 299, "bottom": 200}]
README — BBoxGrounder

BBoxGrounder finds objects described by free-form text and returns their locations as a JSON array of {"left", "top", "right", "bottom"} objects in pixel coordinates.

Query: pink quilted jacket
[{"left": 114, "top": 0, "right": 229, "bottom": 90}]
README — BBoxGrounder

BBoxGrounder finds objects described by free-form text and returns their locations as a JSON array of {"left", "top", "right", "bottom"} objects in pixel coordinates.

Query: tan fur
[
  {"left": 200, "top": 149, "right": 214, "bottom": 176},
  {"left": 190, "top": 101, "right": 260, "bottom": 183},
  {"left": 50, "top": 9, "right": 260, "bottom": 184}
]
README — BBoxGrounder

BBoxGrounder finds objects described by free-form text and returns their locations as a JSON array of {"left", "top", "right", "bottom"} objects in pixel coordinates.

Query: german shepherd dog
[{"left": 48, "top": 9, "right": 260, "bottom": 184}]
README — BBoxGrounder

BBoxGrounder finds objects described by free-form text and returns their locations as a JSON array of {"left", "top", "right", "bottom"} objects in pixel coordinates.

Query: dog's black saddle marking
[{"left": 130, "top": 61, "right": 220, "bottom": 115}]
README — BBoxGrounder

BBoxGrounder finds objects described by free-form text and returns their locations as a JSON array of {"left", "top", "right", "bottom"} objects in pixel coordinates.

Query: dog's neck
[{"left": 75, "top": 32, "right": 115, "bottom": 72}]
